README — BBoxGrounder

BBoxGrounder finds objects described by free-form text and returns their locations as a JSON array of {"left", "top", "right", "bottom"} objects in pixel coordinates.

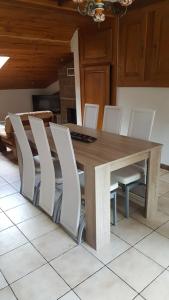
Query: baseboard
[{"left": 160, "top": 163, "right": 169, "bottom": 171}]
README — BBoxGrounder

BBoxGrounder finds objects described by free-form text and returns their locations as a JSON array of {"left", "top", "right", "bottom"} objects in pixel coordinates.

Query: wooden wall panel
[
  {"left": 80, "top": 28, "right": 113, "bottom": 65},
  {"left": 118, "top": 11, "right": 147, "bottom": 85}
]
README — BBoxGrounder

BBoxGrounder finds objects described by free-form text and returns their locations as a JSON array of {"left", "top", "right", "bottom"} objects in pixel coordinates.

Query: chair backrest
[
  {"left": 29, "top": 116, "right": 55, "bottom": 216},
  {"left": 102, "top": 106, "right": 122, "bottom": 134},
  {"left": 128, "top": 108, "right": 156, "bottom": 140},
  {"left": 9, "top": 113, "right": 35, "bottom": 201},
  {"left": 83, "top": 103, "right": 99, "bottom": 129},
  {"left": 50, "top": 123, "right": 81, "bottom": 238}
]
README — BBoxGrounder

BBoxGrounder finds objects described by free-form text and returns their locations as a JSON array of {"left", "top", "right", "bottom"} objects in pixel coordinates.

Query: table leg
[
  {"left": 84, "top": 164, "right": 111, "bottom": 250},
  {"left": 146, "top": 146, "right": 161, "bottom": 218}
]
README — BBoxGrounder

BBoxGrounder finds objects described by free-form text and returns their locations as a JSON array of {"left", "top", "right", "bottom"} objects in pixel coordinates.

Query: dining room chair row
[
  {"left": 9, "top": 113, "right": 119, "bottom": 245},
  {"left": 84, "top": 103, "right": 156, "bottom": 218},
  {"left": 83, "top": 103, "right": 122, "bottom": 134}
]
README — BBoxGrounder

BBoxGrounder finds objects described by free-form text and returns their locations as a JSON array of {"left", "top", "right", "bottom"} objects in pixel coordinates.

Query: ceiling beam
[{"left": 0, "top": 34, "right": 69, "bottom": 46}]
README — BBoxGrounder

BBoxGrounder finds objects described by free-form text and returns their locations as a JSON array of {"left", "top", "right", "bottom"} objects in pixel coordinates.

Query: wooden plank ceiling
[
  {"left": 0, "top": 0, "right": 162, "bottom": 90},
  {"left": 0, "top": 0, "right": 95, "bottom": 89}
]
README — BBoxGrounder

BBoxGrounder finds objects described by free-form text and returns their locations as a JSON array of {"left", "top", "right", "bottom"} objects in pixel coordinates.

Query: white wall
[
  {"left": 45, "top": 81, "right": 60, "bottom": 95},
  {"left": 0, "top": 80, "right": 60, "bottom": 121},
  {"left": 0, "top": 88, "right": 42, "bottom": 120},
  {"left": 117, "top": 87, "right": 169, "bottom": 165}
]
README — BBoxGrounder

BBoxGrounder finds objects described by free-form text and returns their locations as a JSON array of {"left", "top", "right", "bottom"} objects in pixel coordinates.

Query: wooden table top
[{"left": 27, "top": 123, "right": 162, "bottom": 168}]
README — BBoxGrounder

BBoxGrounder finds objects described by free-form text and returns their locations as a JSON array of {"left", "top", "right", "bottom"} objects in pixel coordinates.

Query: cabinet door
[
  {"left": 80, "top": 28, "right": 112, "bottom": 65},
  {"left": 81, "top": 65, "right": 110, "bottom": 128},
  {"left": 118, "top": 11, "right": 147, "bottom": 85},
  {"left": 146, "top": 6, "right": 169, "bottom": 85}
]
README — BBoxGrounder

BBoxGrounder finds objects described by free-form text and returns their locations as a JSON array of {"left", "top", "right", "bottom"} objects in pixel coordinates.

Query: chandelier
[{"left": 72, "top": 0, "right": 134, "bottom": 22}]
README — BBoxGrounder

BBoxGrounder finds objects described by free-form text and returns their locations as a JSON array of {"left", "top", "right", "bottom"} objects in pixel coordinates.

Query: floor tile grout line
[
  {"left": 137, "top": 268, "right": 168, "bottom": 297},
  {"left": 107, "top": 262, "right": 166, "bottom": 297},
  {"left": 130, "top": 211, "right": 169, "bottom": 231},
  {"left": 6, "top": 219, "right": 76, "bottom": 292},
  {"left": 81, "top": 241, "right": 132, "bottom": 266},
  {"left": 0, "top": 191, "right": 18, "bottom": 200},
  {"left": 1, "top": 165, "right": 169, "bottom": 297},
  {"left": 4, "top": 208, "right": 42, "bottom": 226}
]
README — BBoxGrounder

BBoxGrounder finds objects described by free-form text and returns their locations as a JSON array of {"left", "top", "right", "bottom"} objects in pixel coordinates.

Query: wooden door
[
  {"left": 145, "top": 6, "right": 169, "bottom": 85},
  {"left": 118, "top": 10, "right": 147, "bottom": 85},
  {"left": 81, "top": 65, "right": 110, "bottom": 128}
]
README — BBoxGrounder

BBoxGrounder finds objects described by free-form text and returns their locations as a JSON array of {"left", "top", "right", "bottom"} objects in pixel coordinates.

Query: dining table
[{"left": 27, "top": 123, "right": 162, "bottom": 250}]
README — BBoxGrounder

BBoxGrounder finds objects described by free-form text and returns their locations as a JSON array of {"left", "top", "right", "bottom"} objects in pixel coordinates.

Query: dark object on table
[{"left": 70, "top": 131, "right": 97, "bottom": 143}]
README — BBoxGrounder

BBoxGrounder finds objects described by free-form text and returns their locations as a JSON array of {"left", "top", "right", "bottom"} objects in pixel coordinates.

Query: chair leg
[
  {"left": 33, "top": 182, "right": 40, "bottom": 206},
  {"left": 77, "top": 217, "right": 86, "bottom": 244},
  {"left": 111, "top": 192, "right": 117, "bottom": 225},
  {"left": 53, "top": 191, "right": 62, "bottom": 223},
  {"left": 124, "top": 185, "right": 130, "bottom": 218}
]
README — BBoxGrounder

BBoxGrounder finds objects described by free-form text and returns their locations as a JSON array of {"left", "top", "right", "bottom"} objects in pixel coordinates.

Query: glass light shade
[
  {"left": 93, "top": 12, "right": 105, "bottom": 22},
  {"left": 72, "top": 0, "right": 84, "bottom": 2},
  {"left": 119, "top": 0, "right": 133, "bottom": 6}
]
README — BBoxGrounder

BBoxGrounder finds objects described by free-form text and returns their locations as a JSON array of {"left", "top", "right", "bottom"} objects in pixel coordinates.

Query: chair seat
[
  {"left": 110, "top": 174, "right": 118, "bottom": 192},
  {"left": 79, "top": 172, "right": 118, "bottom": 193},
  {"left": 112, "top": 165, "right": 144, "bottom": 185}
]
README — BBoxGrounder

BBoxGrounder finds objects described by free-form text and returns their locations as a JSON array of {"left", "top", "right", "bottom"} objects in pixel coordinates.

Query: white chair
[
  {"left": 50, "top": 123, "right": 85, "bottom": 242},
  {"left": 102, "top": 105, "right": 122, "bottom": 134},
  {"left": 29, "top": 116, "right": 62, "bottom": 217},
  {"left": 83, "top": 103, "right": 99, "bottom": 129},
  {"left": 112, "top": 108, "right": 156, "bottom": 218},
  {"left": 50, "top": 124, "right": 119, "bottom": 243},
  {"left": 9, "top": 113, "right": 39, "bottom": 202}
]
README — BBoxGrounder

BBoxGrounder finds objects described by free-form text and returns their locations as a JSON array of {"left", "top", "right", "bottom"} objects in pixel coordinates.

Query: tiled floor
[{"left": 1, "top": 152, "right": 169, "bottom": 299}]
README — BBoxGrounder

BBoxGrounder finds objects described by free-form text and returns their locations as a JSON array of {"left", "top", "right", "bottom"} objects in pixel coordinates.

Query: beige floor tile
[
  {"left": 0, "top": 287, "right": 16, "bottom": 300},
  {"left": 6, "top": 203, "right": 41, "bottom": 224},
  {"left": 131, "top": 208, "right": 169, "bottom": 230},
  {"left": 108, "top": 248, "right": 163, "bottom": 293},
  {"left": 141, "top": 270, "right": 169, "bottom": 300},
  {"left": 60, "top": 291, "right": 80, "bottom": 300},
  {"left": 0, "top": 170, "right": 20, "bottom": 184},
  {"left": 111, "top": 218, "right": 152, "bottom": 245},
  {"left": 0, "top": 184, "right": 16, "bottom": 199},
  {"left": 0, "top": 226, "right": 27, "bottom": 255},
  {"left": 0, "top": 177, "right": 8, "bottom": 187},
  {"left": 156, "top": 220, "right": 169, "bottom": 238},
  {"left": 158, "top": 195, "right": 169, "bottom": 215},
  {"left": 0, "top": 212, "right": 13, "bottom": 231},
  {"left": 74, "top": 267, "right": 137, "bottom": 300},
  {"left": 135, "top": 232, "right": 169, "bottom": 268},
  {"left": 32, "top": 228, "right": 76, "bottom": 261},
  {"left": 83, "top": 233, "right": 130, "bottom": 264},
  {"left": 18, "top": 214, "right": 58, "bottom": 240},
  {"left": 158, "top": 180, "right": 169, "bottom": 196},
  {"left": 11, "top": 264, "right": 70, "bottom": 300},
  {"left": 51, "top": 245, "right": 103, "bottom": 288},
  {"left": 160, "top": 169, "right": 168, "bottom": 175},
  {"left": 0, "top": 243, "right": 45, "bottom": 284},
  {"left": 0, "top": 193, "right": 26, "bottom": 211},
  {"left": 0, "top": 271, "right": 8, "bottom": 289},
  {"left": 160, "top": 172, "right": 169, "bottom": 183},
  {"left": 10, "top": 180, "right": 21, "bottom": 192}
]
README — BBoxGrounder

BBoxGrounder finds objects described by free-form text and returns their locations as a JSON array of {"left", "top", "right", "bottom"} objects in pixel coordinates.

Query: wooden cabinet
[
  {"left": 118, "top": 11, "right": 147, "bottom": 85},
  {"left": 80, "top": 28, "right": 113, "bottom": 65},
  {"left": 118, "top": 2, "right": 169, "bottom": 87},
  {"left": 145, "top": 6, "right": 169, "bottom": 85},
  {"left": 81, "top": 65, "right": 110, "bottom": 128}
]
